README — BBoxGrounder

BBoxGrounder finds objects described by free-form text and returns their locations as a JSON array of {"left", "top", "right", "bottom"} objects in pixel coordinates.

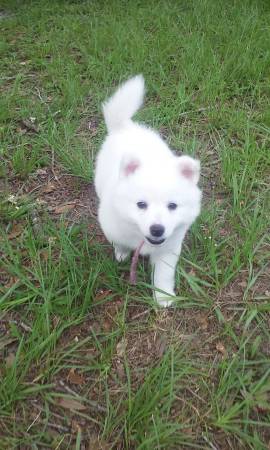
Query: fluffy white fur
[{"left": 95, "top": 75, "right": 202, "bottom": 306}]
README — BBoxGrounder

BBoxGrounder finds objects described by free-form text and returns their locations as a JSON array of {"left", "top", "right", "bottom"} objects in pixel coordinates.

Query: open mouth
[{"left": 146, "top": 237, "right": 165, "bottom": 245}]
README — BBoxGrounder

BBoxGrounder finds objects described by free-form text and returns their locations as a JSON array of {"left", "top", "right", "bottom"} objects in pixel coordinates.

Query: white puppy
[{"left": 94, "top": 75, "right": 202, "bottom": 306}]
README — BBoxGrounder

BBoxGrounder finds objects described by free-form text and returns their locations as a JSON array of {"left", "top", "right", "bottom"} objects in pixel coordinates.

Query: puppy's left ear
[
  {"left": 120, "top": 154, "right": 141, "bottom": 178},
  {"left": 177, "top": 155, "right": 200, "bottom": 184}
]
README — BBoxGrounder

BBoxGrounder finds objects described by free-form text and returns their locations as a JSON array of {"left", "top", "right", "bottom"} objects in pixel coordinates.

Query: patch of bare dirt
[
  {"left": 30, "top": 166, "right": 97, "bottom": 222},
  {"left": 1, "top": 164, "right": 98, "bottom": 223}
]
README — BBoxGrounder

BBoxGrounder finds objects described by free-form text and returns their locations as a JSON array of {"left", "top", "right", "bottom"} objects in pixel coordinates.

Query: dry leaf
[
  {"left": 256, "top": 405, "right": 270, "bottom": 414},
  {"left": 8, "top": 224, "right": 24, "bottom": 239},
  {"left": 67, "top": 368, "right": 85, "bottom": 385},
  {"left": 53, "top": 315, "right": 60, "bottom": 328},
  {"left": 16, "top": 126, "right": 27, "bottom": 134},
  {"left": 21, "top": 119, "right": 39, "bottom": 133},
  {"left": 216, "top": 342, "right": 226, "bottom": 354},
  {"left": 54, "top": 204, "right": 75, "bottom": 214},
  {"left": 39, "top": 249, "right": 49, "bottom": 261},
  {"left": 94, "top": 289, "right": 112, "bottom": 303},
  {"left": 219, "top": 228, "right": 228, "bottom": 237},
  {"left": 156, "top": 337, "right": 167, "bottom": 358},
  {"left": 116, "top": 361, "right": 125, "bottom": 380},
  {"left": 5, "top": 353, "right": 16, "bottom": 368},
  {"left": 116, "top": 338, "right": 126, "bottom": 358},
  {"left": 43, "top": 182, "right": 57, "bottom": 193},
  {"left": 35, "top": 168, "right": 47, "bottom": 176},
  {"left": 7, "top": 195, "right": 17, "bottom": 204},
  {"left": 197, "top": 315, "right": 209, "bottom": 331},
  {"left": 4, "top": 276, "right": 20, "bottom": 289},
  {"left": 0, "top": 337, "right": 17, "bottom": 351},
  {"left": 71, "top": 420, "right": 82, "bottom": 434},
  {"left": 188, "top": 268, "right": 196, "bottom": 276},
  {"left": 57, "top": 397, "right": 86, "bottom": 411},
  {"left": 184, "top": 428, "right": 193, "bottom": 436},
  {"left": 20, "top": 322, "right": 32, "bottom": 332},
  {"left": 102, "top": 318, "right": 113, "bottom": 332}
]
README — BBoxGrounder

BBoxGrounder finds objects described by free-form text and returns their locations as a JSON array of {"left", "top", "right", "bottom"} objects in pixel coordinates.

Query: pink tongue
[{"left": 129, "top": 240, "right": 145, "bottom": 285}]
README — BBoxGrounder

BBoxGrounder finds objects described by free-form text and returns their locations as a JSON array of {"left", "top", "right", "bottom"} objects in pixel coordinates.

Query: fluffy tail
[{"left": 102, "top": 75, "right": 145, "bottom": 133}]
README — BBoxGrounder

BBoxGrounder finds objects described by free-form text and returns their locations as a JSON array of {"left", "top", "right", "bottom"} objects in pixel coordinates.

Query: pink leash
[{"left": 129, "top": 240, "right": 145, "bottom": 285}]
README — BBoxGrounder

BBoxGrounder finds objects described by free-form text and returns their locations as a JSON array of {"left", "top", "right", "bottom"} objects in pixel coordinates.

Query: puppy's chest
[{"left": 114, "top": 223, "right": 141, "bottom": 248}]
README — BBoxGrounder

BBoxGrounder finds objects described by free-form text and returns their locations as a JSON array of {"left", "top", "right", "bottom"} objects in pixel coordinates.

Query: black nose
[{"left": 150, "top": 224, "right": 165, "bottom": 237}]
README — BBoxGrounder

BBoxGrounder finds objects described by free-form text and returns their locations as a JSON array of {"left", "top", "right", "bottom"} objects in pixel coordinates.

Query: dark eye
[
  {"left": 168, "top": 202, "right": 177, "bottom": 211},
  {"left": 137, "top": 201, "right": 148, "bottom": 209}
]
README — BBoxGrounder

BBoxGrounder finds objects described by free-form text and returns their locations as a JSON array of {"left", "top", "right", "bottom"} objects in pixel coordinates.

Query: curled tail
[{"left": 102, "top": 75, "right": 145, "bottom": 133}]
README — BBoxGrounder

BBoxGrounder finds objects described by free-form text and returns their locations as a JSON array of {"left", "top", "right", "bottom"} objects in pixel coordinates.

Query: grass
[{"left": 0, "top": 0, "right": 270, "bottom": 448}]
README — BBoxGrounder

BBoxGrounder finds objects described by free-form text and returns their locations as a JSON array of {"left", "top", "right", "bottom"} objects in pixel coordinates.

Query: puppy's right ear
[
  {"left": 120, "top": 155, "right": 140, "bottom": 178},
  {"left": 177, "top": 155, "right": 200, "bottom": 184}
]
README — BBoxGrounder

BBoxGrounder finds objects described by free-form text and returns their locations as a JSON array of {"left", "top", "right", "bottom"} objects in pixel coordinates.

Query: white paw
[
  {"left": 114, "top": 247, "right": 130, "bottom": 262},
  {"left": 154, "top": 290, "right": 175, "bottom": 308}
]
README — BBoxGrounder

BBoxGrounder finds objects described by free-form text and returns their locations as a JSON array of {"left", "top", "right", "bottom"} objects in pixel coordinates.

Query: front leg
[
  {"left": 114, "top": 244, "right": 130, "bottom": 262},
  {"left": 150, "top": 250, "right": 180, "bottom": 307}
]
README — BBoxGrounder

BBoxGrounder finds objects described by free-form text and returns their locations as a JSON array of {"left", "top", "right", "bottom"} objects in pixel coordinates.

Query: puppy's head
[{"left": 114, "top": 153, "right": 202, "bottom": 246}]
